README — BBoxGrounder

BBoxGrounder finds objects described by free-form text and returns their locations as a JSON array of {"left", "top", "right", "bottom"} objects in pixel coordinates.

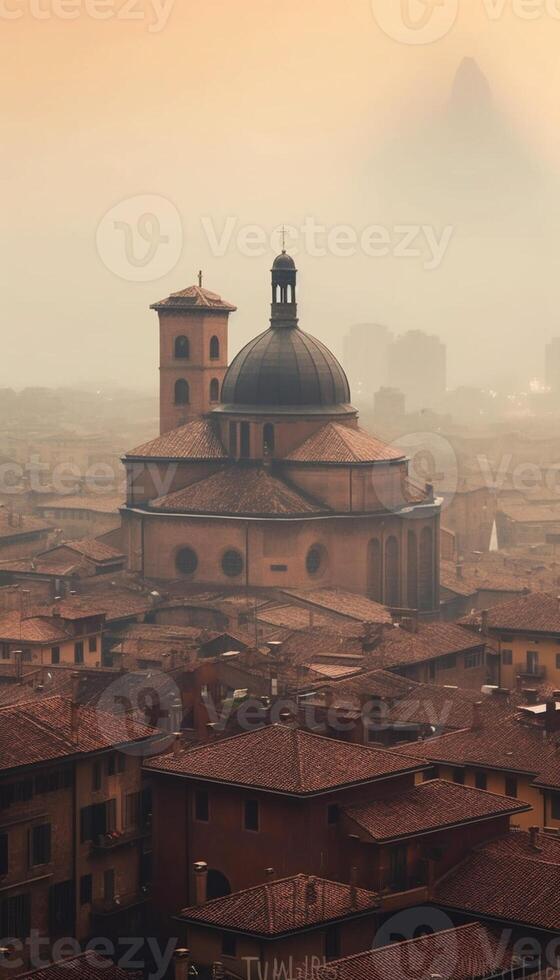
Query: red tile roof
[
  {"left": 126, "top": 418, "right": 227, "bottom": 460},
  {"left": 362, "top": 621, "right": 485, "bottom": 670},
  {"left": 344, "top": 779, "right": 528, "bottom": 842},
  {"left": 0, "top": 695, "right": 156, "bottom": 771},
  {"left": 180, "top": 875, "right": 379, "bottom": 936},
  {"left": 145, "top": 724, "right": 424, "bottom": 794},
  {"left": 311, "top": 923, "right": 515, "bottom": 980},
  {"left": 19, "top": 951, "right": 142, "bottom": 979},
  {"left": 37, "top": 494, "right": 123, "bottom": 514},
  {"left": 54, "top": 538, "right": 125, "bottom": 563},
  {"left": 286, "top": 422, "right": 405, "bottom": 465},
  {"left": 391, "top": 712, "right": 560, "bottom": 778},
  {"left": 150, "top": 466, "right": 328, "bottom": 517},
  {"left": 280, "top": 589, "right": 392, "bottom": 625},
  {"left": 0, "top": 612, "right": 73, "bottom": 643},
  {"left": 435, "top": 833, "right": 560, "bottom": 932},
  {"left": 150, "top": 284, "right": 236, "bottom": 312},
  {"left": 461, "top": 591, "right": 560, "bottom": 635}
]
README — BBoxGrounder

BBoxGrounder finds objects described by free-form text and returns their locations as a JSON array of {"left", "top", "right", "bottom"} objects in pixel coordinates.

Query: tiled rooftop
[
  {"left": 286, "top": 422, "right": 405, "bottom": 465},
  {"left": 0, "top": 695, "right": 155, "bottom": 771},
  {"left": 150, "top": 284, "right": 237, "bottom": 312},
  {"left": 460, "top": 591, "right": 560, "bottom": 634},
  {"left": 391, "top": 711, "right": 560, "bottom": 778},
  {"left": 280, "top": 589, "right": 392, "bottom": 624},
  {"left": 145, "top": 724, "right": 424, "bottom": 794},
  {"left": 435, "top": 833, "right": 560, "bottom": 932},
  {"left": 344, "top": 779, "right": 528, "bottom": 842},
  {"left": 36, "top": 494, "right": 123, "bottom": 513},
  {"left": 150, "top": 466, "right": 328, "bottom": 516},
  {"left": 311, "top": 923, "right": 515, "bottom": 980},
  {"left": 127, "top": 417, "right": 227, "bottom": 460},
  {"left": 180, "top": 875, "right": 379, "bottom": 936},
  {"left": 0, "top": 511, "right": 52, "bottom": 540},
  {"left": 54, "top": 538, "right": 125, "bottom": 563}
]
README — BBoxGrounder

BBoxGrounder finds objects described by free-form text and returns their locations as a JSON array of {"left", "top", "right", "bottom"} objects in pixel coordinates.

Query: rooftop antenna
[{"left": 198, "top": 270, "right": 203, "bottom": 287}]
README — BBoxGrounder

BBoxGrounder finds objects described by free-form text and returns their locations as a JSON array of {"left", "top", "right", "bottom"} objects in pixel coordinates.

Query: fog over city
[{"left": 4, "top": 1, "right": 560, "bottom": 398}]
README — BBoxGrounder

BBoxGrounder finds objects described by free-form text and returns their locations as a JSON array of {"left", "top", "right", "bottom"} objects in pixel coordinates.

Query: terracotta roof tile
[
  {"left": 145, "top": 724, "right": 424, "bottom": 794},
  {"left": 435, "top": 833, "right": 560, "bottom": 932},
  {"left": 36, "top": 494, "right": 123, "bottom": 514},
  {"left": 127, "top": 418, "right": 227, "bottom": 460},
  {"left": 0, "top": 695, "right": 156, "bottom": 771},
  {"left": 280, "top": 589, "right": 392, "bottom": 624},
  {"left": 362, "top": 622, "right": 485, "bottom": 670},
  {"left": 180, "top": 874, "right": 379, "bottom": 935},
  {"left": 460, "top": 591, "right": 560, "bottom": 634},
  {"left": 53, "top": 538, "right": 125, "bottom": 563},
  {"left": 150, "top": 284, "right": 236, "bottom": 313},
  {"left": 150, "top": 467, "right": 328, "bottom": 517},
  {"left": 391, "top": 712, "right": 560, "bottom": 777},
  {"left": 286, "top": 423, "right": 405, "bottom": 464},
  {"left": 312, "top": 923, "right": 515, "bottom": 980},
  {"left": 344, "top": 779, "right": 528, "bottom": 842},
  {"left": 0, "top": 612, "right": 73, "bottom": 643}
]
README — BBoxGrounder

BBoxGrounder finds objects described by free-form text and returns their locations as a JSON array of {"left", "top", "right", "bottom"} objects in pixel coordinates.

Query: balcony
[
  {"left": 517, "top": 665, "right": 547, "bottom": 680},
  {"left": 90, "top": 826, "right": 150, "bottom": 854},
  {"left": 92, "top": 887, "right": 150, "bottom": 918}
]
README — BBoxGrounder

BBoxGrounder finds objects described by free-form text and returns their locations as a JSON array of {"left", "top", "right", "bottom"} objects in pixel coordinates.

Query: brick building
[
  {"left": 0, "top": 693, "right": 157, "bottom": 972},
  {"left": 122, "top": 255, "right": 440, "bottom": 609}
]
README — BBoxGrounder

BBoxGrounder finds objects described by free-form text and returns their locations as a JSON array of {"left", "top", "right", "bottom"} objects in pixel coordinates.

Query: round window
[
  {"left": 222, "top": 549, "right": 244, "bottom": 578},
  {"left": 176, "top": 547, "right": 198, "bottom": 576},
  {"left": 306, "top": 545, "right": 325, "bottom": 577}
]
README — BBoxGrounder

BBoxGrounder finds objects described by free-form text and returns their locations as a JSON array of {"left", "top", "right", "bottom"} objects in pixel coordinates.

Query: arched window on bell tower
[
  {"left": 210, "top": 336, "right": 220, "bottom": 360},
  {"left": 174, "top": 336, "right": 190, "bottom": 359},
  {"left": 209, "top": 378, "right": 220, "bottom": 403},
  {"left": 174, "top": 379, "right": 190, "bottom": 405}
]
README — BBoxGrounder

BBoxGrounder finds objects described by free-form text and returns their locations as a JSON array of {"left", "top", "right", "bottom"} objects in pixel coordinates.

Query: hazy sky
[{"left": 4, "top": 0, "right": 560, "bottom": 392}]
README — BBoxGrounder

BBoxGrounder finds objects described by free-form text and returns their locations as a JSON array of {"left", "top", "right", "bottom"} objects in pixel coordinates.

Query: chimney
[
  {"left": 173, "top": 733, "right": 182, "bottom": 758},
  {"left": 528, "top": 825, "right": 540, "bottom": 851},
  {"left": 212, "top": 964, "right": 225, "bottom": 980},
  {"left": 173, "top": 948, "right": 191, "bottom": 980},
  {"left": 193, "top": 861, "right": 208, "bottom": 905},
  {"left": 545, "top": 699, "right": 560, "bottom": 734},
  {"left": 480, "top": 609, "right": 489, "bottom": 635},
  {"left": 524, "top": 689, "right": 539, "bottom": 706},
  {"left": 456, "top": 563, "right": 463, "bottom": 580},
  {"left": 471, "top": 701, "right": 483, "bottom": 731}
]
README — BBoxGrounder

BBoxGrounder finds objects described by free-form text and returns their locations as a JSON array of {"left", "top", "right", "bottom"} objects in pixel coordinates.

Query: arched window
[
  {"left": 176, "top": 547, "right": 198, "bottom": 576},
  {"left": 384, "top": 536, "right": 400, "bottom": 608},
  {"left": 407, "top": 531, "right": 418, "bottom": 610},
  {"left": 419, "top": 527, "right": 435, "bottom": 612},
  {"left": 174, "top": 379, "right": 189, "bottom": 405},
  {"left": 367, "top": 539, "right": 382, "bottom": 602},
  {"left": 222, "top": 549, "right": 244, "bottom": 578},
  {"left": 263, "top": 423, "right": 275, "bottom": 456},
  {"left": 209, "top": 378, "right": 220, "bottom": 403},
  {"left": 174, "top": 336, "right": 189, "bottom": 359},
  {"left": 209, "top": 336, "right": 220, "bottom": 360},
  {"left": 306, "top": 545, "right": 326, "bottom": 577}
]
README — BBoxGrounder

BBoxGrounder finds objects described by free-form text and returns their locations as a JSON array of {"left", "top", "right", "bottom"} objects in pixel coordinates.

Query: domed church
[{"left": 122, "top": 255, "right": 440, "bottom": 610}]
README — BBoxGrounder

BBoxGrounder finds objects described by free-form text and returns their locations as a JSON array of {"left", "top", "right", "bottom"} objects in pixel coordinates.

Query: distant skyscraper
[
  {"left": 342, "top": 324, "right": 392, "bottom": 403},
  {"left": 545, "top": 338, "right": 560, "bottom": 392},
  {"left": 387, "top": 330, "right": 446, "bottom": 412}
]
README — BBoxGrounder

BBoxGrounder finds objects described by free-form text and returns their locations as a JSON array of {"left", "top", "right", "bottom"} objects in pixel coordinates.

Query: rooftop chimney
[
  {"left": 193, "top": 861, "right": 208, "bottom": 906},
  {"left": 456, "top": 563, "right": 463, "bottom": 580},
  {"left": 529, "top": 826, "right": 541, "bottom": 851},
  {"left": 471, "top": 701, "right": 483, "bottom": 731},
  {"left": 545, "top": 699, "right": 560, "bottom": 734},
  {"left": 70, "top": 671, "right": 80, "bottom": 741},
  {"left": 173, "top": 733, "right": 182, "bottom": 759},
  {"left": 524, "top": 689, "right": 539, "bottom": 706},
  {"left": 480, "top": 609, "right": 489, "bottom": 635},
  {"left": 173, "top": 948, "right": 191, "bottom": 980}
]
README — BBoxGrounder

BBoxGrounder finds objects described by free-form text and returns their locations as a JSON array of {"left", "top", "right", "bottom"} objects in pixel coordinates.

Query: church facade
[{"left": 122, "top": 255, "right": 440, "bottom": 610}]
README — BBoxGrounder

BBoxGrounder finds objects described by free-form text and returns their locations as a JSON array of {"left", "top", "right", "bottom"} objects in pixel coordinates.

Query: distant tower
[
  {"left": 151, "top": 275, "right": 237, "bottom": 434},
  {"left": 270, "top": 249, "right": 298, "bottom": 329}
]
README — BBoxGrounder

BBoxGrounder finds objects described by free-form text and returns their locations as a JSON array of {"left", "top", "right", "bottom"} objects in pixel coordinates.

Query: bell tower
[
  {"left": 151, "top": 275, "right": 237, "bottom": 435},
  {"left": 270, "top": 250, "right": 298, "bottom": 330}
]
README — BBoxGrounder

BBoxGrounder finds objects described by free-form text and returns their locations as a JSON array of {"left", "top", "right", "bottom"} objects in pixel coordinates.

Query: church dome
[
  {"left": 220, "top": 326, "right": 352, "bottom": 410},
  {"left": 219, "top": 253, "right": 352, "bottom": 413}
]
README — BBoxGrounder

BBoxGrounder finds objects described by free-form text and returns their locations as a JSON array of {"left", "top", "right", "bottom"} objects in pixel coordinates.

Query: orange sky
[{"left": 3, "top": 0, "right": 560, "bottom": 389}]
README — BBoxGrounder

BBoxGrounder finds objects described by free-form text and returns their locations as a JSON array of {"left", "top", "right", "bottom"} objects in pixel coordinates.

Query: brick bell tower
[{"left": 151, "top": 273, "right": 237, "bottom": 435}]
